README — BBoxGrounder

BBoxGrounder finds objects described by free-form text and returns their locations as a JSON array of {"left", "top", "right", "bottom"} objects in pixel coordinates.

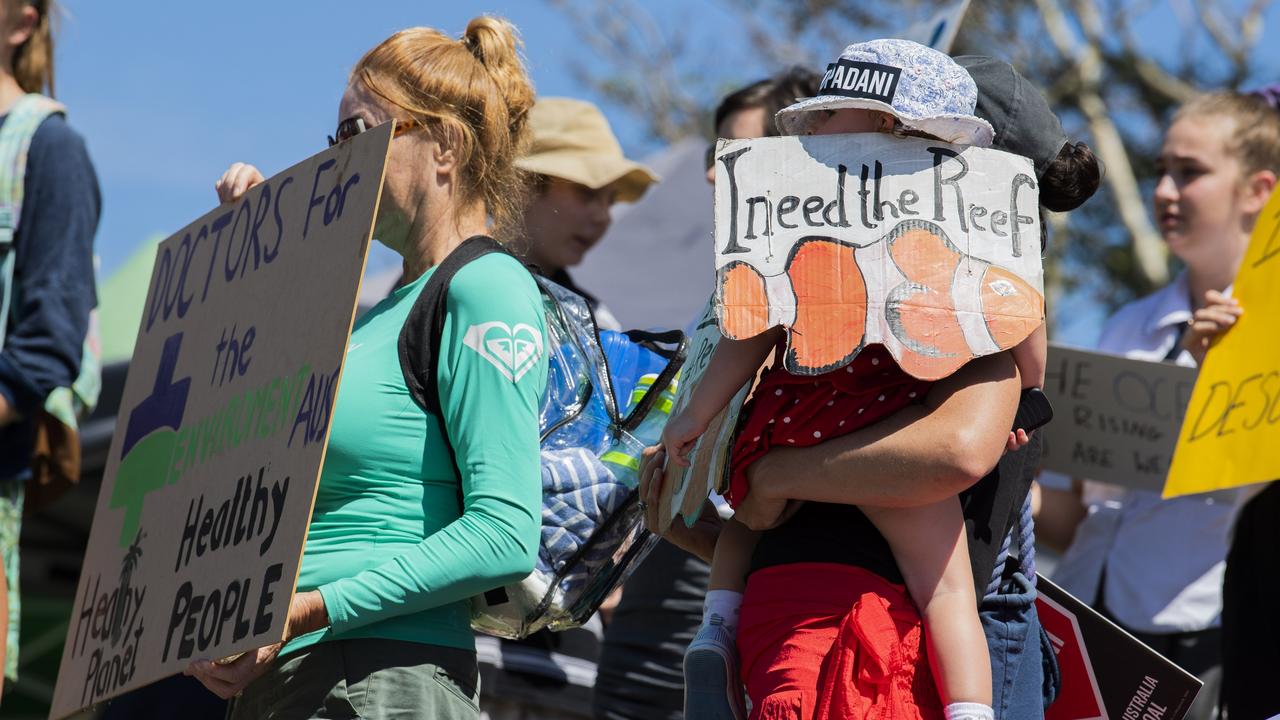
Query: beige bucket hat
[{"left": 516, "top": 97, "right": 659, "bottom": 203}]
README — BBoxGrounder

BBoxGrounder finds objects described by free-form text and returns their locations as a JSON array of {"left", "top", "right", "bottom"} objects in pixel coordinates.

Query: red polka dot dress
[{"left": 725, "top": 345, "right": 934, "bottom": 508}]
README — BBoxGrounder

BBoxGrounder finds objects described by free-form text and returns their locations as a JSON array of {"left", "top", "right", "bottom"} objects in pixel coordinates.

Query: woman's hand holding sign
[
  {"left": 637, "top": 445, "right": 722, "bottom": 563},
  {"left": 216, "top": 162, "right": 266, "bottom": 204},
  {"left": 184, "top": 590, "right": 328, "bottom": 700},
  {"left": 1182, "top": 289, "right": 1242, "bottom": 365},
  {"left": 184, "top": 643, "right": 280, "bottom": 701}
]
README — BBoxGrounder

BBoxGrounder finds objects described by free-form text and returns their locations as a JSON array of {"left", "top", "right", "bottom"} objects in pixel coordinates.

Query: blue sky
[{"left": 57, "top": 2, "right": 635, "bottom": 275}]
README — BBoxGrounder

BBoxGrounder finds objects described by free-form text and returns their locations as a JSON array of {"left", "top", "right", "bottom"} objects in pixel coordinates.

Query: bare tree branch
[
  {"left": 1109, "top": 5, "right": 1200, "bottom": 105},
  {"left": 1194, "top": 0, "right": 1246, "bottom": 67},
  {"left": 1124, "top": 53, "right": 1200, "bottom": 105},
  {"left": 549, "top": 0, "right": 1277, "bottom": 305},
  {"left": 1243, "top": 0, "right": 1267, "bottom": 46},
  {"left": 1037, "top": 0, "right": 1169, "bottom": 287}
]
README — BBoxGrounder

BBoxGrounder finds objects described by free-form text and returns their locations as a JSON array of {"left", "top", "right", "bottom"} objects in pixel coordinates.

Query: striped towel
[{"left": 538, "top": 448, "right": 631, "bottom": 592}]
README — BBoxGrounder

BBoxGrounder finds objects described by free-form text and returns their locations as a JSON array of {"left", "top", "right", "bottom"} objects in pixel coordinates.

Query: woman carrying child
[
  {"left": 664, "top": 39, "right": 1015, "bottom": 720},
  {"left": 650, "top": 44, "right": 1099, "bottom": 720}
]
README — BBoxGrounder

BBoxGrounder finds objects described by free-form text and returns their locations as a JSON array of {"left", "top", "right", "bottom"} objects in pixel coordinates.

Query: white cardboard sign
[
  {"left": 657, "top": 297, "right": 750, "bottom": 533},
  {"left": 1040, "top": 344, "right": 1197, "bottom": 492},
  {"left": 898, "top": 0, "right": 972, "bottom": 52},
  {"left": 712, "top": 133, "right": 1044, "bottom": 380},
  {"left": 50, "top": 124, "right": 392, "bottom": 718}
]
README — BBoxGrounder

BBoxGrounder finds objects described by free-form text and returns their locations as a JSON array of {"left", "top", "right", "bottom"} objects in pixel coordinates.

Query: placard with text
[
  {"left": 897, "top": 0, "right": 971, "bottom": 52},
  {"left": 1040, "top": 344, "right": 1197, "bottom": 492},
  {"left": 712, "top": 133, "right": 1044, "bottom": 381},
  {"left": 1164, "top": 188, "right": 1280, "bottom": 498},
  {"left": 49, "top": 123, "right": 392, "bottom": 718},
  {"left": 657, "top": 297, "right": 750, "bottom": 533},
  {"left": 1038, "top": 575, "right": 1201, "bottom": 720}
]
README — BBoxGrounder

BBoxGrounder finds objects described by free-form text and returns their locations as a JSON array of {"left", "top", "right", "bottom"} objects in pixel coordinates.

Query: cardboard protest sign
[
  {"left": 657, "top": 297, "right": 751, "bottom": 533},
  {"left": 712, "top": 134, "right": 1044, "bottom": 381},
  {"left": 1164, "top": 189, "right": 1280, "bottom": 498},
  {"left": 1040, "top": 344, "right": 1197, "bottom": 492},
  {"left": 897, "top": 0, "right": 971, "bottom": 52},
  {"left": 1037, "top": 574, "right": 1201, "bottom": 720},
  {"left": 49, "top": 123, "right": 392, "bottom": 718}
]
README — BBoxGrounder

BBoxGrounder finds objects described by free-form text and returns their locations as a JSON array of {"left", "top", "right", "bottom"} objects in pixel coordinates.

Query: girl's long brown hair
[{"left": 8, "top": 0, "right": 55, "bottom": 97}]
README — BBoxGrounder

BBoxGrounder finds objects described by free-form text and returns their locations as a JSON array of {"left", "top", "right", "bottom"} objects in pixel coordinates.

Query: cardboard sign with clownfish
[{"left": 712, "top": 133, "right": 1044, "bottom": 380}]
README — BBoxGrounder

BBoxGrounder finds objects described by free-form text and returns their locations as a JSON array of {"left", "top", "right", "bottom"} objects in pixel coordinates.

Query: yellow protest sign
[{"left": 1164, "top": 189, "right": 1280, "bottom": 498}]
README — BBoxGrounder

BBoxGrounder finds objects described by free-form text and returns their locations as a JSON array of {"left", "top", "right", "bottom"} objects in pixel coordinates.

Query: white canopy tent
[{"left": 574, "top": 138, "right": 714, "bottom": 334}]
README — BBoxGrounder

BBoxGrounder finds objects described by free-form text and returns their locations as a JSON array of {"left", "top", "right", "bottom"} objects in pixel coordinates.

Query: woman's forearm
[
  {"left": 1031, "top": 479, "right": 1087, "bottom": 553},
  {"left": 662, "top": 499, "right": 723, "bottom": 565},
  {"left": 753, "top": 352, "right": 1021, "bottom": 509}
]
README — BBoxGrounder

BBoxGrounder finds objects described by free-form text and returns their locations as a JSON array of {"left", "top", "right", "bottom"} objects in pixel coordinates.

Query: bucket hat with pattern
[{"left": 776, "top": 38, "right": 994, "bottom": 147}]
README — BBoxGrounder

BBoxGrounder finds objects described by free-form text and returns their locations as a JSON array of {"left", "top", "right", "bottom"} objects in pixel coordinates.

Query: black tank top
[{"left": 750, "top": 434, "right": 1043, "bottom": 597}]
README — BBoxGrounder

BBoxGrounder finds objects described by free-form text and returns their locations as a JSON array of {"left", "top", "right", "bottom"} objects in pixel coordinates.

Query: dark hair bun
[{"left": 1039, "top": 141, "right": 1103, "bottom": 213}]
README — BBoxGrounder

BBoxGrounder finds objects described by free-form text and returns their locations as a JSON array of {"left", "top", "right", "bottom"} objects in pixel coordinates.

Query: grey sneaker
[{"left": 683, "top": 615, "right": 747, "bottom": 720}]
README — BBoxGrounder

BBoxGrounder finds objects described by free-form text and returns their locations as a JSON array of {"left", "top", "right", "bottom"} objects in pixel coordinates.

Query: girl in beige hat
[
  {"left": 515, "top": 97, "right": 658, "bottom": 329},
  {"left": 471, "top": 98, "right": 659, "bottom": 720}
]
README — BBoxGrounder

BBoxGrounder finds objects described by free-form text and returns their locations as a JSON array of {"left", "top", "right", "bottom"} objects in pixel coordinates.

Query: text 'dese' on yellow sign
[{"left": 1164, "top": 188, "right": 1280, "bottom": 498}]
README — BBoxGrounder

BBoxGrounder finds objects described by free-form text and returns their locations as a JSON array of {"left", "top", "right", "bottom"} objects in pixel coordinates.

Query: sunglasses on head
[{"left": 328, "top": 116, "right": 424, "bottom": 148}]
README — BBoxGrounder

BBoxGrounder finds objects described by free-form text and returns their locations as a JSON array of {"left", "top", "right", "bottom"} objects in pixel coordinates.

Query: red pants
[{"left": 738, "top": 563, "right": 943, "bottom": 720}]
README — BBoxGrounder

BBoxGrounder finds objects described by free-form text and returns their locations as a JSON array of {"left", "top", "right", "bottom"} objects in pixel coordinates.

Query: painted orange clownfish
[{"left": 717, "top": 219, "right": 1043, "bottom": 381}]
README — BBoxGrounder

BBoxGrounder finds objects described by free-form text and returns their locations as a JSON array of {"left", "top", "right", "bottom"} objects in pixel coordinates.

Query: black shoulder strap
[
  {"left": 398, "top": 235, "right": 513, "bottom": 417},
  {"left": 399, "top": 235, "right": 524, "bottom": 609}
]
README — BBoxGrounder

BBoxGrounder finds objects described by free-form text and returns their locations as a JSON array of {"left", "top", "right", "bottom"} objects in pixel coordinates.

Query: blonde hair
[
  {"left": 6, "top": 0, "right": 55, "bottom": 96},
  {"left": 352, "top": 16, "right": 535, "bottom": 238},
  {"left": 1174, "top": 91, "right": 1280, "bottom": 179}
]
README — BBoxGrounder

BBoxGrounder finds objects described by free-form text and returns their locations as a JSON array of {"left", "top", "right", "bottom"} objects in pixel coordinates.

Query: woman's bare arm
[
  {"left": 1031, "top": 479, "right": 1087, "bottom": 553},
  {"left": 735, "top": 352, "right": 1020, "bottom": 528},
  {"left": 637, "top": 443, "right": 724, "bottom": 563}
]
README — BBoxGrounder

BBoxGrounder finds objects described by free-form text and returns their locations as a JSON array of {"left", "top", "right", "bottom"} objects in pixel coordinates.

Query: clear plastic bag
[{"left": 470, "top": 278, "right": 684, "bottom": 638}]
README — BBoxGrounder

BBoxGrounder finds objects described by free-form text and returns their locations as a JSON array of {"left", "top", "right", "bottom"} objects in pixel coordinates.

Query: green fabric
[
  {"left": 0, "top": 94, "right": 63, "bottom": 250},
  {"left": 0, "top": 477, "right": 20, "bottom": 681},
  {"left": 230, "top": 638, "right": 480, "bottom": 719},
  {"left": 285, "top": 253, "right": 546, "bottom": 657}
]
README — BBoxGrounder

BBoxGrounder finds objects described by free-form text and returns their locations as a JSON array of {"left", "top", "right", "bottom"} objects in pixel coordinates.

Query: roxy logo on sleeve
[{"left": 463, "top": 321, "right": 544, "bottom": 383}]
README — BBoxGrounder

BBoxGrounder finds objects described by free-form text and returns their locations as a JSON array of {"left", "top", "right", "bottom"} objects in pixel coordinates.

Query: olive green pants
[{"left": 229, "top": 638, "right": 479, "bottom": 720}]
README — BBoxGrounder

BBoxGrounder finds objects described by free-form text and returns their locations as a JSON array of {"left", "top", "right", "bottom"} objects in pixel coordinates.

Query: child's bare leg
[
  {"left": 1011, "top": 324, "right": 1047, "bottom": 390},
  {"left": 862, "top": 500, "right": 992, "bottom": 716},
  {"left": 709, "top": 517, "right": 759, "bottom": 592},
  {"left": 702, "top": 518, "right": 759, "bottom": 630}
]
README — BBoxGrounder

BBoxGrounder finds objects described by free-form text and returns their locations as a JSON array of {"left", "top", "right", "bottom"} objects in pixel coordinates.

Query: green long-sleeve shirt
[{"left": 285, "top": 252, "right": 547, "bottom": 656}]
